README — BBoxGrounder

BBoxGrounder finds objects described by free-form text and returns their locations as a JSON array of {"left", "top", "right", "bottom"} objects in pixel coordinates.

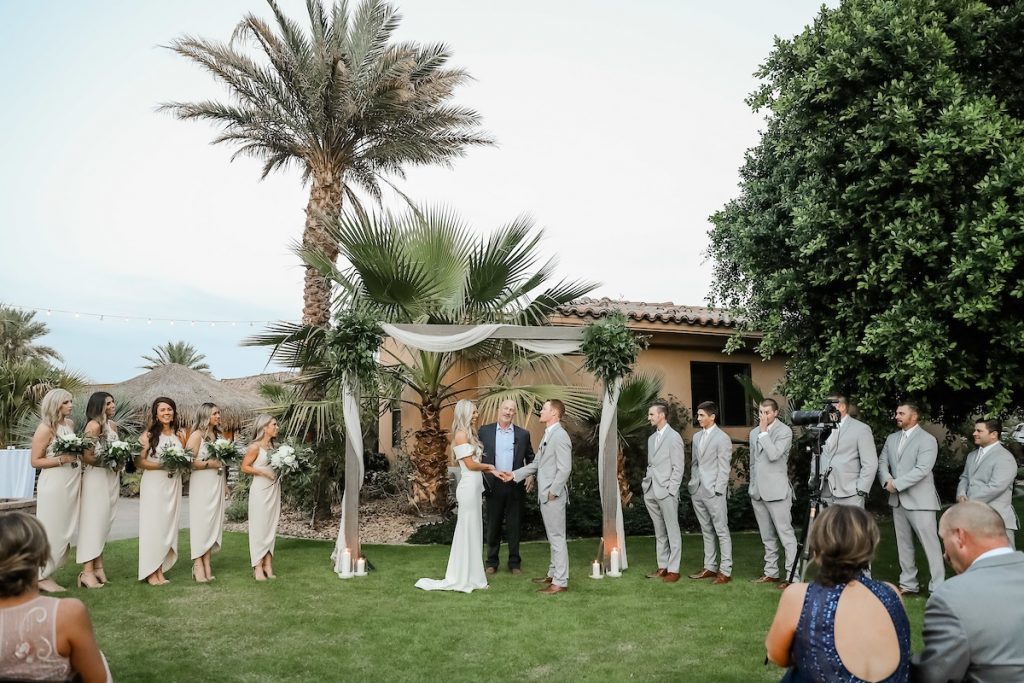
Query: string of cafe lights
[{"left": 6, "top": 304, "right": 299, "bottom": 328}]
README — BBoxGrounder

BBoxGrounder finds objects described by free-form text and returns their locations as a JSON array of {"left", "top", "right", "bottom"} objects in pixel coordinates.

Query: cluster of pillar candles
[
  {"left": 336, "top": 547, "right": 368, "bottom": 578},
  {"left": 590, "top": 546, "right": 622, "bottom": 579}
]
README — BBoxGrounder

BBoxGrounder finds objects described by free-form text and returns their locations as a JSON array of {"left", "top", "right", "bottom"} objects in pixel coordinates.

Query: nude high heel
[{"left": 77, "top": 572, "right": 104, "bottom": 589}]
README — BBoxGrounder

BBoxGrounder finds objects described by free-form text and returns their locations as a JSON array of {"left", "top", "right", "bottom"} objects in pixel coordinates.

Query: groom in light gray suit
[
  {"left": 748, "top": 398, "right": 796, "bottom": 585},
  {"left": 512, "top": 399, "right": 572, "bottom": 594},
  {"left": 912, "top": 501, "right": 1024, "bottom": 683},
  {"left": 877, "top": 401, "right": 944, "bottom": 594},
  {"left": 819, "top": 394, "right": 878, "bottom": 507},
  {"left": 643, "top": 401, "right": 685, "bottom": 582},
  {"left": 957, "top": 417, "right": 1018, "bottom": 549},
  {"left": 687, "top": 401, "right": 734, "bottom": 584}
]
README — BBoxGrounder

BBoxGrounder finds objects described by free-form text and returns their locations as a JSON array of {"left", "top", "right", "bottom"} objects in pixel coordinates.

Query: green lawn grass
[{"left": 45, "top": 519, "right": 941, "bottom": 682}]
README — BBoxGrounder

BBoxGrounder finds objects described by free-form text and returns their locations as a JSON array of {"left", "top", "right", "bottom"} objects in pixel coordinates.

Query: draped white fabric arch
[{"left": 332, "top": 322, "right": 628, "bottom": 575}]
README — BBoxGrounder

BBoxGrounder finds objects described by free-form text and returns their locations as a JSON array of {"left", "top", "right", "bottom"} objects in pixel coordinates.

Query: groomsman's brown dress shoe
[
  {"left": 751, "top": 575, "right": 780, "bottom": 584},
  {"left": 485, "top": 566, "right": 496, "bottom": 575},
  {"left": 688, "top": 568, "right": 718, "bottom": 580},
  {"left": 712, "top": 573, "right": 732, "bottom": 585},
  {"left": 510, "top": 568, "right": 522, "bottom": 576},
  {"left": 776, "top": 581, "right": 791, "bottom": 590},
  {"left": 662, "top": 572, "right": 681, "bottom": 583},
  {"left": 531, "top": 576, "right": 553, "bottom": 584},
  {"left": 539, "top": 584, "right": 567, "bottom": 594},
  {"left": 646, "top": 568, "right": 667, "bottom": 578}
]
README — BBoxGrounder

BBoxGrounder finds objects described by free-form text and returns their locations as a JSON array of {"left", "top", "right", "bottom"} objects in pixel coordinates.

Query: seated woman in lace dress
[
  {"left": 765, "top": 505, "right": 911, "bottom": 683},
  {"left": 0, "top": 512, "right": 109, "bottom": 682}
]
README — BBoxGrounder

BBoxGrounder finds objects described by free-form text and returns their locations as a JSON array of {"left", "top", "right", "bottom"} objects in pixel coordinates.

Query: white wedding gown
[{"left": 415, "top": 444, "right": 488, "bottom": 593}]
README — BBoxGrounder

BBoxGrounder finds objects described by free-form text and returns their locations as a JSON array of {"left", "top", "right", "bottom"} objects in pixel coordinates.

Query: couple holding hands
[{"left": 414, "top": 397, "right": 572, "bottom": 595}]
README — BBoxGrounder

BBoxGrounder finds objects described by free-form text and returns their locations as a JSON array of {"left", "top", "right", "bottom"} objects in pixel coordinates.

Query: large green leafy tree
[
  {"left": 708, "top": 0, "right": 1024, "bottom": 427},
  {"left": 251, "top": 205, "right": 598, "bottom": 510},
  {"left": 162, "top": 0, "right": 491, "bottom": 327}
]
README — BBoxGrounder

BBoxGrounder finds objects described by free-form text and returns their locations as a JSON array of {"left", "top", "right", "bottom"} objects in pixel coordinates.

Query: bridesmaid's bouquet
[
  {"left": 158, "top": 444, "right": 194, "bottom": 478},
  {"left": 97, "top": 439, "right": 136, "bottom": 470},
  {"left": 52, "top": 434, "right": 93, "bottom": 468},
  {"left": 205, "top": 438, "right": 242, "bottom": 467},
  {"left": 268, "top": 441, "right": 312, "bottom": 480}
]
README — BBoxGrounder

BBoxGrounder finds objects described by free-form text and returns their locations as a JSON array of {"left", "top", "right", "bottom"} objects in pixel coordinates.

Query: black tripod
[{"left": 788, "top": 426, "right": 835, "bottom": 584}]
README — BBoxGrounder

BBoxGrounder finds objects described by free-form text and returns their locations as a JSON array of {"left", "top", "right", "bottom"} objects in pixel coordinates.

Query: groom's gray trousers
[{"left": 541, "top": 495, "right": 569, "bottom": 587}]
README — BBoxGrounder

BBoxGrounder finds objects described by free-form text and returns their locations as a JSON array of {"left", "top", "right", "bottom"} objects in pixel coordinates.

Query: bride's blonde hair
[{"left": 449, "top": 399, "right": 481, "bottom": 462}]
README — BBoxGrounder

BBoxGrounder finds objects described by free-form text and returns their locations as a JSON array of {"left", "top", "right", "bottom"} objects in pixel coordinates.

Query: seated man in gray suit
[
  {"left": 877, "top": 401, "right": 944, "bottom": 595},
  {"left": 512, "top": 399, "right": 572, "bottom": 594},
  {"left": 748, "top": 398, "right": 796, "bottom": 587},
  {"left": 912, "top": 501, "right": 1024, "bottom": 682},
  {"left": 819, "top": 394, "right": 878, "bottom": 507},
  {"left": 643, "top": 401, "right": 685, "bottom": 583},
  {"left": 687, "top": 401, "right": 734, "bottom": 584},
  {"left": 957, "top": 417, "right": 1019, "bottom": 549}
]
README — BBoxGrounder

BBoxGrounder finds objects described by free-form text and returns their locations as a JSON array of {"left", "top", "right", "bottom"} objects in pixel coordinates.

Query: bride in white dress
[{"left": 415, "top": 400, "right": 512, "bottom": 593}]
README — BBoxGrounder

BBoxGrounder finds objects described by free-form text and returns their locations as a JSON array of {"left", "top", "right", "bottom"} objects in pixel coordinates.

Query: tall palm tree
[
  {"left": 0, "top": 306, "right": 62, "bottom": 364},
  {"left": 249, "top": 205, "right": 599, "bottom": 510},
  {"left": 141, "top": 341, "right": 211, "bottom": 374},
  {"left": 161, "top": 0, "right": 492, "bottom": 327}
]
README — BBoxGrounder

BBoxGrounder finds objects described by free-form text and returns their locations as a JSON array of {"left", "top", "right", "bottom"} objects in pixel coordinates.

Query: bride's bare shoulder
[{"left": 451, "top": 430, "right": 469, "bottom": 446}]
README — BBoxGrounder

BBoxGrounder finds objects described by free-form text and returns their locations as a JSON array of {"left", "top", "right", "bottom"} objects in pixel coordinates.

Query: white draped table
[{"left": 0, "top": 448, "right": 35, "bottom": 498}]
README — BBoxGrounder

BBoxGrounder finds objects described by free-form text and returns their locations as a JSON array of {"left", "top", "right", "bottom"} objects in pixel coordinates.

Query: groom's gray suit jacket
[
  {"left": 513, "top": 423, "right": 572, "bottom": 502},
  {"left": 748, "top": 419, "right": 794, "bottom": 502},
  {"left": 957, "top": 443, "right": 1019, "bottom": 530}
]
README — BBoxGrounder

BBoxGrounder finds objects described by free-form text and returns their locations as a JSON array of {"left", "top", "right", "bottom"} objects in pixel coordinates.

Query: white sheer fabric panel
[{"left": 598, "top": 379, "right": 627, "bottom": 568}]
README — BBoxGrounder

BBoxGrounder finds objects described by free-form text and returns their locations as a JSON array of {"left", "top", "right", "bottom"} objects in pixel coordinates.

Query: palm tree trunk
[
  {"left": 301, "top": 173, "right": 344, "bottom": 327},
  {"left": 410, "top": 402, "right": 450, "bottom": 511},
  {"left": 302, "top": 172, "right": 344, "bottom": 518}
]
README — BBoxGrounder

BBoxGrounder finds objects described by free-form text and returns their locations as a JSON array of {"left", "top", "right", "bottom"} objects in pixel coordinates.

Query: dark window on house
[
  {"left": 690, "top": 362, "right": 753, "bottom": 427},
  {"left": 391, "top": 402, "right": 402, "bottom": 450}
]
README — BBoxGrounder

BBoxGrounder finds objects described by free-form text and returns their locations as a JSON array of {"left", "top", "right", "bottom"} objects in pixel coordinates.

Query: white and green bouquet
[
  {"left": 97, "top": 439, "right": 136, "bottom": 470},
  {"left": 205, "top": 438, "right": 242, "bottom": 467},
  {"left": 52, "top": 434, "right": 93, "bottom": 468},
  {"left": 158, "top": 443, "right": 194, "bottom": 478},
  {"left": 268, "top": 441, "right": 312, "bottom": 480}
]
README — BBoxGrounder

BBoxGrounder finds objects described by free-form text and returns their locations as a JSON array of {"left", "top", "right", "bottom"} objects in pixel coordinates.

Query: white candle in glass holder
[
  {"left": 591, "top": 561, "right": 602, "bottom": 579},
  {"left": 340, "top": 547, "right": 352, "bottom": 576},
  {"left": 609, "top": 548, "right": 621, "bottom": 575},
  {"left": 356, "top": 557, "right": 367, "bottom": 575}
]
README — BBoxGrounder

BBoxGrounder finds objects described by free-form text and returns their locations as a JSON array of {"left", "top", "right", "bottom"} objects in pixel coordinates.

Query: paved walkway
[{"left": 108, "top": 497, "right": 190, "bottom": 541}]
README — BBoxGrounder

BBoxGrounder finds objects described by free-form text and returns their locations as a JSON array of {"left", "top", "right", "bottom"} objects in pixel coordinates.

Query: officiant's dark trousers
[{"left": 485, "top": 480, "right": 525, "bottom": 569}]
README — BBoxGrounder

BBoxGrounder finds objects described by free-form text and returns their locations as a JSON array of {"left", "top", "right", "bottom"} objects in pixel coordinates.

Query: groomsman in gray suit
[
  {"left": 512, "top": 399, "right": 572, "bottom": 594},
  {"left": 687, "top": 401, "right": 734, "bottom": 584},
  {"left": 643, "top": 401, "right": 685, "bottom": 583},
  {"left": 819, "top": 394, "right": 878, "bottom": 507},
  {"left": 748, "top": 398, "right": 796, "bottom": 586},
  {"left": 912, "top": 501, "right": 1024, "bottom": 683},
  {"left": 957, "top": 417, "right": 1018, "bottom": 549},
  {"left": 877, "top": 401, "right": 944, "bottom": 594}
]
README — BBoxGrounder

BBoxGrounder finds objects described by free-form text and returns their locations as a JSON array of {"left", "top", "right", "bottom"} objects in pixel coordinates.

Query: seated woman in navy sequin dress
[{"left": 765, "top": 505, "right": 910, "bottom": 683}]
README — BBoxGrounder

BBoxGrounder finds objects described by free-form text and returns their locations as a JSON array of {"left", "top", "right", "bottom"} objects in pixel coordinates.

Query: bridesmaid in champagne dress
[
  {"left": 29, "top": 389, "right": 81, "bottom": 593},
  {"left": 76, "top": 392, "right": 121, "bottom": 588},
  {"left": 242, "top": 414, "right": 281, "bottom": 581},
  {"left": 136, "top": 397, "right": 187, "bottom": 586},
  {"left": 186, "top": 402, "right": 226, "bottom": 583},
  {"left": 415, "top": 400, "right": 505, "bottom": 593}
]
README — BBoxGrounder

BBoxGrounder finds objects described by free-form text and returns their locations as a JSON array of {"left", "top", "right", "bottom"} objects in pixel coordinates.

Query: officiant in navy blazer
[{"left": 479, "top": 399, "right": 535, "bottom": 574}]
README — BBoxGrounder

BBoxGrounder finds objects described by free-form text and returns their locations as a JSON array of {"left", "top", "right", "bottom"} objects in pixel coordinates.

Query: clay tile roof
[{"left": 554, "top": 297, "right": 738, "bottom": 328}]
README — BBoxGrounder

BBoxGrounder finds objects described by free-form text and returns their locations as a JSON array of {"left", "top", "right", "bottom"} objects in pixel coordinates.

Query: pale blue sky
[{"left": 0, "top": 0, "right": 833, "bottom": 382}]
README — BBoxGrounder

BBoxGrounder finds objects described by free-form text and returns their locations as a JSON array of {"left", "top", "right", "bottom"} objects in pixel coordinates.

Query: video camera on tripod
[{"left": 792, "top": 401, "right": 842, "bottom": 440}]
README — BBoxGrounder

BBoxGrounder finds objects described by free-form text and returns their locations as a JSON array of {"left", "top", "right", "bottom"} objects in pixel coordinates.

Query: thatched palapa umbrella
[{"left": 102, "top": 364, "right": 265, "bottom": 433}]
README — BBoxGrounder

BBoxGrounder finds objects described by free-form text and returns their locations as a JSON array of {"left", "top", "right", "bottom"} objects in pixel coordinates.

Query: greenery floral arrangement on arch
[
  {"left": 581, "top": 312, "right": 649, "bottom": 392},
  {"left": 325, "top": 309, "right": 383, "bottom": 383}
]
